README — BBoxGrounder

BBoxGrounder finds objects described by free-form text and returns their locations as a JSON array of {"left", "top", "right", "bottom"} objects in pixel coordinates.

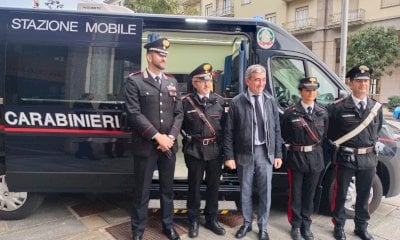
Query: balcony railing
[
  {"left": 282, "top": 18, "right": 317, "bottom": 34},
  {"left": 328, "top": 8, "right": 366, "bottom": 27},
  {"left": 208, "top": 6, "right": 234, "bottom": 17}
]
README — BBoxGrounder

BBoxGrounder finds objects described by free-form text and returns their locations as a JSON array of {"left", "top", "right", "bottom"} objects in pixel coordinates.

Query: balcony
[
  {"left": 327, "top": 8, "right": 366, "bottom": 28},
  {"left": 213, "top": 6, "right": 234, "bottom": 17},
  {"left": 282, "top": 18, "right": 317, "bottom": 34}
]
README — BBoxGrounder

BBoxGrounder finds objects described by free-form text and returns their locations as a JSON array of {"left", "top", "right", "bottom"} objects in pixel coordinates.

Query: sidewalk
[{"left": 0, "top": 194, "right": 400, "bottom": 240}]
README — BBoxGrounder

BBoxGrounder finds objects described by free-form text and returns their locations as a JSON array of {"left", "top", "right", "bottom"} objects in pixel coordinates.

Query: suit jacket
[
  {"left": 224, "top": 90, "right": 283, "bottom": 165},
  {"left": 124, "top": 70, "right": 184, "bottom": 157}
]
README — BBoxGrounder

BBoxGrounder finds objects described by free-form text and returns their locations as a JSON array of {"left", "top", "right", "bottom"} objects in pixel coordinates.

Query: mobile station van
[{"left": 0, "top": 7, "right": 399, "bottom": 220}]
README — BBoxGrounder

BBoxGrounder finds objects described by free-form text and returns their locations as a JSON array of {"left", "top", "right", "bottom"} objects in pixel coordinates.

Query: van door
[{"left": 3, "top": 12, "right": 142, "bottom": 192}]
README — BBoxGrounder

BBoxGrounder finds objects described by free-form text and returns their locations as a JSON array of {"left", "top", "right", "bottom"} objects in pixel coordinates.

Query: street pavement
[{"left": 0, "top": 193, "right": 400, "bottom": 240}]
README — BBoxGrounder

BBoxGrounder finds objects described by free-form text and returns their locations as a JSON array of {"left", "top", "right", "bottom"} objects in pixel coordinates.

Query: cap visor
[
  {"left": 193, "top": 73, "right": 211, "bottom": 80},
  {"left": 353, "top": 76, "right": 370, "bottom": 80}
]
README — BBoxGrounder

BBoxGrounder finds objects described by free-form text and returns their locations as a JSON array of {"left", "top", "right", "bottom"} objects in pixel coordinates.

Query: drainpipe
[{"left": 339, "top": 0, "right": 349, "bottom": 82}]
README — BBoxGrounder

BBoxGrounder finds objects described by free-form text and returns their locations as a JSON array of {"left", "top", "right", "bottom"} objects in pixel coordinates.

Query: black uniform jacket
[
  {"left": 124, "top": 70, "right": 184, "bottom": 157},
  {"left": 328, "top": 96, "right": 383, "bottom": 169},
  {"left": 281, "top": 102, "right": 328, "bottom": 172},
  {"left": 181, "top": 93, "right": 225, "bottom": 161}
]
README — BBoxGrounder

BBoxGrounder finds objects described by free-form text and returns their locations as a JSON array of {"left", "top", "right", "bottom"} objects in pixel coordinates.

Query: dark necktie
[
  {"left": 359, "top": 101, "right": 365, "bottom": 113},
  {"left": 155, "top": 76, "right": 161, "bottom": 85},
  {"left": 253, "top": 95, "right": 265, "bottom": 142},
  {"left": 307, "top": 106, "right": 312, "bottom": 116},
  {"left": 201, "top": 96, "right": 208, "bottom": 107}
]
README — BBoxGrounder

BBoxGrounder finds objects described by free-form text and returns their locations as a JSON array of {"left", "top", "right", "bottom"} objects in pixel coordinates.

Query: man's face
[
  {"left": 192, "top": 77, "right": 211, "bottom": 96},
  {"left": 245, "top": 71, "right": 266, "bottom": 95},
  {"left": 147, "top": 51, "right": 167, "bottom": 70},
  {"left": 300, "top": 88, "right": 317, "bottom": 103},
  {"left": 349, "top": 78, "right": 370, "bottom": 98}
]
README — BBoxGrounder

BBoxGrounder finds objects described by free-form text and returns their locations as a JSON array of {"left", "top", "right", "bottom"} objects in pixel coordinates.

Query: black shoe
[
  {"left": 334, "top": 227, "right": 346, "bottom": 240},
  {"left": 188, "top": 221, "right": 199, "bottom": 238},
  {"left": 354, "top": 229, "right": 374, "bottom": 240},
  {"left": 290, "top": 227, "right": 302, "bottom": 240},
  {"left": 235, "top": 225, "right": 252, "bottom": 238},
  {"left": 259, "top": 230, "right": 269, "bottom": 240},
  {"left": 204, "top": 220, "right": 226, "bottom": 235},
  {"left": 301, "top": 227, "right": 314, "bottom": 240},
  {"left": 162, "top": 227, "right": 181, "bottom": 240},
  {"left": 132, "top": 234, "right": 143, "bottom": 240}
]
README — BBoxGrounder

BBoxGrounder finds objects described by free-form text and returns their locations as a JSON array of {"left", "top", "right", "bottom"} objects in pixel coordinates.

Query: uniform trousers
[
  {"left": 287, "top": 169, "right": 321, "bottom": 229},
  {"left": 331, "top": 164, "right": 375, "bottom": 230},
  {"left": 237, "top": 145, "right": 273, "bottom": 231},
  {"left": 185, "top": 155, "right": 222, "bottom": 223},
  {"left": 131, "top": 149, "right": 176, "bottom": 236}
]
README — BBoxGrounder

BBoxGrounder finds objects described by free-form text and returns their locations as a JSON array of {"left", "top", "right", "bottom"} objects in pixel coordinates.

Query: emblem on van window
[{"left": 257, "top": 27, "right": 275, "bottom": 49}]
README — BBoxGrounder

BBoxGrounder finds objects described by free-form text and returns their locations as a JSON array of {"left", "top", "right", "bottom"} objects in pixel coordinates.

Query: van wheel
[
  {"left": 328, "top": 174, "right": 382, "bottom": 218},
  {"left": 0, "top": 164, "right": 44, "bottom": 220}
]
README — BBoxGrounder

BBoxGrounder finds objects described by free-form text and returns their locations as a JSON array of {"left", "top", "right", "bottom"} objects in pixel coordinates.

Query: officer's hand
[
  {"left": 154, "top": 133, "right": 174, "bottom": 150},
  {"left": 224, "top": 160, "right": 236, "bottom": 169},
  {"left": 274, "top": 158, "right": 282, "bottom": 169}
]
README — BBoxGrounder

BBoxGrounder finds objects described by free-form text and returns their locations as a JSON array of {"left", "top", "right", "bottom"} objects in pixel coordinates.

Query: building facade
[{"left": 200, "top": 0, "right": 400, "bottom": 103}]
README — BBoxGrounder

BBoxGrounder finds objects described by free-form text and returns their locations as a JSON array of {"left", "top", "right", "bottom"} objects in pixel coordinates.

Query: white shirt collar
[
  {"left": 351, "top": 95, "right": 367, "bottom": 107},
  {"left": 301, "top": 101, "right": 314, "bottom": 112}
]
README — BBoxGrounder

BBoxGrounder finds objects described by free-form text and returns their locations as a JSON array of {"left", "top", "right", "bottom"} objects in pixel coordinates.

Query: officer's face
[
  {"left": 300, "top": 88, "right": 317, "bottom": 104},
  {"left": 192, "top": 77, "right": 211, "bottom": 96},
  {"left": 349, "top": 78, "right": 370, "bottom": 98},
  {"left": 245, "top": 71, "right": 266, "bottom": 95},
  {"left": 147, "top": 51, "right": 167, "bottom": 70}
]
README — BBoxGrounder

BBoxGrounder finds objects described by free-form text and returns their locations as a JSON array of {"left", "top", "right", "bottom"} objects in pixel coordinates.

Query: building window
[
  {"left": 381, "top": 0, "right": 400, "bottom": 8},
  {"left": 242, "top": 0, "right": 252, "bottom": 5},
  {"left": 205, "top": 4, "right": 213, "bottom": 16},
  {"left": 265, "top": 13, "right": 276, "bottom": 23},
  {"left": 295, "top": 6, "right": 309, "bottom": 28}
]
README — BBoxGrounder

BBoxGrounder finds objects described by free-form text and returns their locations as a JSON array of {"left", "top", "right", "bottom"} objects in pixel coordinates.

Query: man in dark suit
[
  {"left": 224, "top": 64, "right": 283, "bottom": 240},
  {"left": 124, "top": 36, "right": 184, "bottom": 240}
]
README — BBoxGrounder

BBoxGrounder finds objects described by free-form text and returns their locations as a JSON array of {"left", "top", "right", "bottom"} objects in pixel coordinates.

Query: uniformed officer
[
  {"left": 328, "top": 65, "right": 383, "bottom": 240},
  {"left": 281, "top": 77, "right": 328, "bottom": 240},
  {"left": 181, "top": 63, "right": 226, "bottom": 238},
  {"left": 124, "top": 35, "right": 184, "bottom": 240}
]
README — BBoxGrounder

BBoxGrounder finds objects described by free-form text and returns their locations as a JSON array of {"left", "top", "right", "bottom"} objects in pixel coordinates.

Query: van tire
[
  {"left": 0, "top": 163, "right": 44, "bottom": 220},
  {"left": 327, "top": 173, "right": 382, "bottom": 218}
]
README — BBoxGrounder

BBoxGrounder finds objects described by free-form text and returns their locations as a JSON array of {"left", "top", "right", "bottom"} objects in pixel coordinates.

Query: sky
[{"left": 0, "top": 0, "right": 103, "bottom": 10}]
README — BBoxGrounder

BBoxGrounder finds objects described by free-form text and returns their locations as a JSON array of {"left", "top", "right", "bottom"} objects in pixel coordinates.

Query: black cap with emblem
[
  {"left": 346, "top": 65, "right": 373, "bottom": 80},
  {"left": 298, "top": 77, "right": 320, "bottom": 90},
  {"left": 143, "top": 35, "right": 170, "bottom": 57},
  {"left": 189, "top": 63, "right": 213, "bottom": 80}
]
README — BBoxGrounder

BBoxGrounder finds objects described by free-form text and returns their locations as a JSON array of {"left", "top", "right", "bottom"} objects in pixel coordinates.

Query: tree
[
  {"left": 347, "top": 26, "right": 400, "bottom": 79},
  {"left": 124, "top": 0, "right": 199, "bottom": 15}
]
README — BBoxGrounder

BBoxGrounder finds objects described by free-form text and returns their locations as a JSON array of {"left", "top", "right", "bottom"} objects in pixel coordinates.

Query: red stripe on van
[{"left": 4, "top": 127, "right": 129, "bottom": 135}]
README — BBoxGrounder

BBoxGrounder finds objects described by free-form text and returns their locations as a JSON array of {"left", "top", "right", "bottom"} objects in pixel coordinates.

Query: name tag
[
  {"left": 291, "top": 119, "right": 301, "bottom": 122},
  {"left": 342, "top": 114, "right": 355, "bottom": 118}
]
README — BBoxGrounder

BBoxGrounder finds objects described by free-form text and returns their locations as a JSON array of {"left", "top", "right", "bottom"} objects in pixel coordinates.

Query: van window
[
  {"left": 271, "top": 57, "right": 339, "bottom": 108},
  {"left": 271, "top": 58, "right": 305, "bottom": 108},
  {"left": 5, "top": 43, "right": 138, "bottom": 106},
  {"left": 308, "top": 62, "right": 337, "bottom": 105}
]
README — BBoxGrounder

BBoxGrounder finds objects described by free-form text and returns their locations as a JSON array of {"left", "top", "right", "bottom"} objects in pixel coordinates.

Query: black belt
[
  {"left": 340, "top": 146, "right": 374, "bottom": 155},
  {"left": 193, "top": 137, "right": 217, "bottom": 145}
]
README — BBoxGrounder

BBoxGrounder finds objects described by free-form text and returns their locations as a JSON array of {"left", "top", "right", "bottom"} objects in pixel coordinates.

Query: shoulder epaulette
[
  {"left": 128, "top": 71, "right": 142, "bottom": 78},
  {"left": 333, "top": 98, "right": 345, "bottom": 104},
  {"left": 181, "top": 93, "right": 192, "bottom": 100},
  {"left": 284, "top": 104, "right": 296, "bottom": 112},
  {"left": 213, "top": 92, "right": 224, "bottom": 100},
  {"left": 164, "top": 72, "right": 176, "bottom": 79},
  {"left": 315, "top": 102, "right": 327, "bottom": 110}
]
